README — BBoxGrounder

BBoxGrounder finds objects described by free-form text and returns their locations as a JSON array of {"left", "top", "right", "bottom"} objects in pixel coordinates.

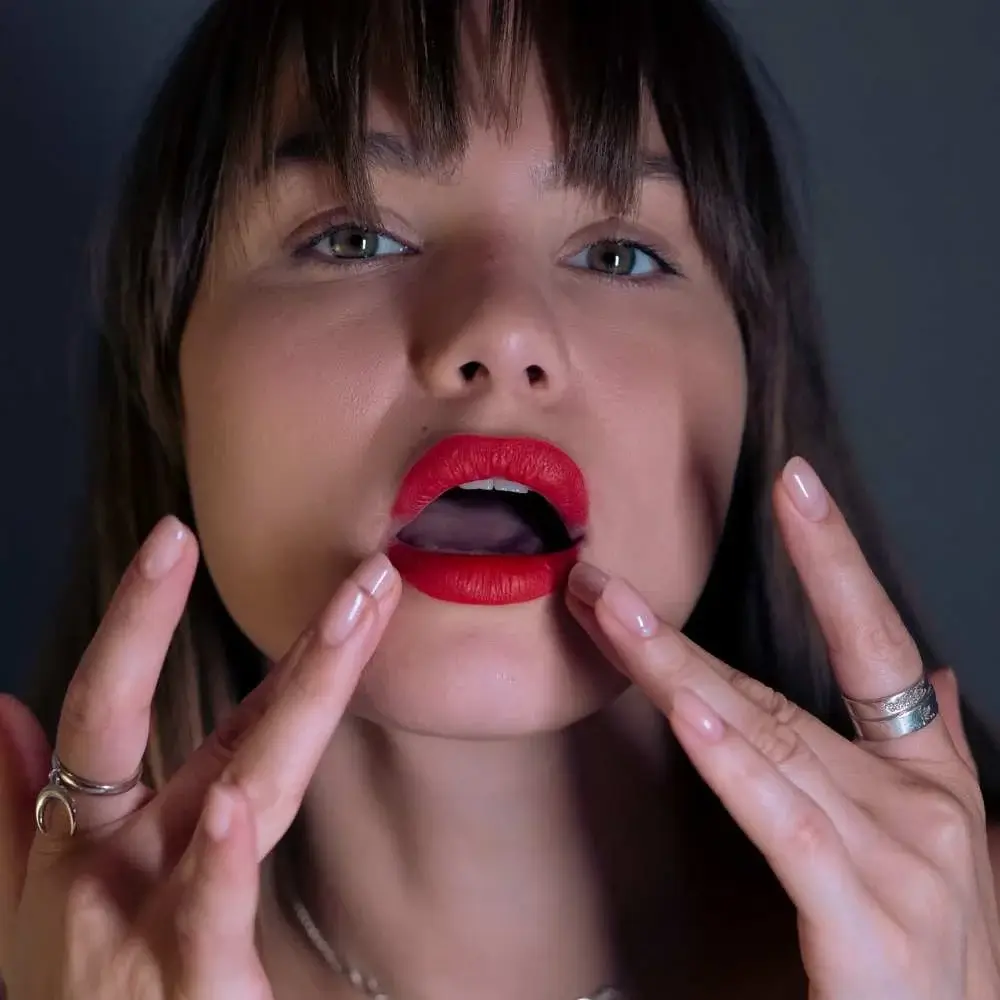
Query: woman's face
[{"left": 179, "top": 58, "right": 747, "bottom": 737}]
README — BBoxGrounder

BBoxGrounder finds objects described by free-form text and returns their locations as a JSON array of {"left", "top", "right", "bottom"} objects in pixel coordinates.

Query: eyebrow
[{"left": 273, "top": 129, "right": 679, "bottom": 191}]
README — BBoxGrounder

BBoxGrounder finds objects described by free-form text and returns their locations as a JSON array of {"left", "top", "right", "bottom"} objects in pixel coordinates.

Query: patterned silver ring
[
  {"left": 34, "top": 752, "right": 144, "bottom": 837},
  {"left": 842, "top": 674, "right": 940, "bottom": 742}
]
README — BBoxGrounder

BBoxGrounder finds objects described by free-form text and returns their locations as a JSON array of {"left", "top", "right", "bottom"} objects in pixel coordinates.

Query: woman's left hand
[{"left": 566, "top": 457, "right": 1000, "bottom": 1000}]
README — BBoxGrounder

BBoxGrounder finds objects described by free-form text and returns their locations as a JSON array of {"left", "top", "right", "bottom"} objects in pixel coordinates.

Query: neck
[{"left": 261, "top": 686, "right": 688, "bottom": 1000}]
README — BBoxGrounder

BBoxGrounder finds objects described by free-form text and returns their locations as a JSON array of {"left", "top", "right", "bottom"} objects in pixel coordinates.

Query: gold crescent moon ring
[
  {"left": 35, "top": 783, "right": 78, "bottom": 837},
  {"left": 33, "top": 753, "right": 144, "bottom": 838}
]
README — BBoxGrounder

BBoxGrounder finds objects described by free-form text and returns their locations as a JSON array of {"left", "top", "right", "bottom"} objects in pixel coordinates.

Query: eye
[
  {"left": 300, "top": 223, "right": 413, "bottom": 262},
  {"left": 566, "top": 239, "right": 675, "bottom": 279}
]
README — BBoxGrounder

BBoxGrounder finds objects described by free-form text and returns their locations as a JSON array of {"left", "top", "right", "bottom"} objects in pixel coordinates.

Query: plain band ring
[
  {"left": 842, "top": 673, "right": 940, "bottom": 742},
  {"left": 34, "top": 752, "right": 145, "bottom": 837}
]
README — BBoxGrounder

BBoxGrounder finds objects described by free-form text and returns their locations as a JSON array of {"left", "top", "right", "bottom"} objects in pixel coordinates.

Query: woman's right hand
[{"left": 0, "top": 516, "right": 401, "bottom": 999}]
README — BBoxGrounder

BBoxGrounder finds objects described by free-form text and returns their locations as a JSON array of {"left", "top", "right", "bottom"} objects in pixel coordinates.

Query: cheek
[
  {"left": 178, "top": 286, "right": 403, "bottom": 657},
  {"left": 577, "top": 292, "right": 746, "bottom": 624}
]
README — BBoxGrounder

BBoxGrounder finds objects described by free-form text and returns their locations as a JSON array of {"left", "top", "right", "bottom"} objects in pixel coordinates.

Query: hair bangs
[{"left": 211, "top": 0, "right": 673, "bottom": 228}]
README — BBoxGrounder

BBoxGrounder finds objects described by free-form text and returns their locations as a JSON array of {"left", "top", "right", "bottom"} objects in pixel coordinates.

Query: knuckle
[
  {"left": 918, "top": 788, "right": 975, "bottom": 864},
  {"left": 782, "top": 803, "right": 836, "bottom": 860},
  {"left": 849, "top": 610, "right": 917, "bottom": 666},
  {"left": 731, "top": 673, "right": 802, "bottom": 727},
  {"left": 745, "top": 714, "right": 802, "bottom": 767},
  {"left": 729, "top": 669, "right": 767, "bottom": 700},
  {"left": 64, "top": 875, "right": 105, "bottom": 933}
]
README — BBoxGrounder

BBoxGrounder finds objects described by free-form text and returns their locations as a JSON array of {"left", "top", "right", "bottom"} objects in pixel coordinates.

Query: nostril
[
  {"left": 459, "top": 361, "right": 485, "bottom": 382},
  {"left": 455, "top": 361, "right": 547, "bottom": 386}
]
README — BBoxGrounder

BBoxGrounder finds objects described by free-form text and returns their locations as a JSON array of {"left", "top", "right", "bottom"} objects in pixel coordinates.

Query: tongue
[{"left": 396, "top": 493, "right": 546, "bottom": 555}]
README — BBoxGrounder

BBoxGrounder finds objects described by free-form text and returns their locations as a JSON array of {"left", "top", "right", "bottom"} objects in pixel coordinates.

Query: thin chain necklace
[{"left": 289, "top": 894, "right": 628, "bottom": 1000}]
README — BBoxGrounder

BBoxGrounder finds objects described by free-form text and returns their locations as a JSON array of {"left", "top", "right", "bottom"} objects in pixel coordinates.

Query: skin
[
  {"left": 565, "top": 466, "right": 1000, "bottom": 997},
  {"left": 0, "top": 31, "right": 997, "bottom": 1000},
  {"left": 179, "top": 53, "right": 746, "bottom": 997}
]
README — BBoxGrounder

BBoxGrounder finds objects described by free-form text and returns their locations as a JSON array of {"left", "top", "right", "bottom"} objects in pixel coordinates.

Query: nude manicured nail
[
  {"left": 139, "top": 516, "right": 188, "bottom": 580},
  {"left": 601, "top": 578, "right": 658, "bottom": 638},
  {"left": 567, "top": 562, "right": 610, "bottom": 605},
  {"left": 353, "top": 553, "right": 396, "bottom": 598},
  {"left": 783, "top": 457, "right": 830, "bottom": 522},
  {"left": 319, "top": 584, "right": 367, "bottom": 646}
]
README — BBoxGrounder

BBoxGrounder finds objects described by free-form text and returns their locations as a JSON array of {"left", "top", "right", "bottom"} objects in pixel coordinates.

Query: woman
[{"left": 2, "top": 0, "right": 999, "bottom": 996}]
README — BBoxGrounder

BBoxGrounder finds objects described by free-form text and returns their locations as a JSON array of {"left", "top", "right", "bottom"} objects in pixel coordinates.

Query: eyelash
[{"left": 293, "top": 221, "right": 683, "bottom": 285}]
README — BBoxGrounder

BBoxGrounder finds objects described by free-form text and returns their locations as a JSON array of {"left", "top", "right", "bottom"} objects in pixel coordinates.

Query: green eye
[
  {"left": 306, "top": 224, "right": 411, "bottom": 261},
  {"left": 567, "top": 239, "right": 673, "bottom": 279}
]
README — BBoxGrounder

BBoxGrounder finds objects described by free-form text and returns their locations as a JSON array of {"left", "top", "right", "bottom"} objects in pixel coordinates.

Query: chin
[{"left": 346, "top": 582, "right": 630, "bottom": 738}]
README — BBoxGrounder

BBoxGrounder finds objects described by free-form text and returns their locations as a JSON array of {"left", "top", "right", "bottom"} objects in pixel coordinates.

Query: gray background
[{"left": 2, "top": 2, "right": 998, "bottom": 716}]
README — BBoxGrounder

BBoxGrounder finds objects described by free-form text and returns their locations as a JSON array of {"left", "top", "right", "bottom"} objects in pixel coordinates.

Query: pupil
[
  {"left": 590, "top": 241, "right": 634, "bottom": 275},
  {"left": 335, "top": 227, "right": 376, "bottom": 258}
]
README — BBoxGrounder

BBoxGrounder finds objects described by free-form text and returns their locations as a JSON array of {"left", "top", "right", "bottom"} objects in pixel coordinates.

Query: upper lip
[{"left": 390, "top": 434, "right": 589, "bottom": 540}]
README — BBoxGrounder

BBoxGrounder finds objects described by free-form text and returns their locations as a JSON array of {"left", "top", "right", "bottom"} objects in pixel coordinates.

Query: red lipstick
[{"left": 387, "top": 435, "right": 588, "bottom": 605}]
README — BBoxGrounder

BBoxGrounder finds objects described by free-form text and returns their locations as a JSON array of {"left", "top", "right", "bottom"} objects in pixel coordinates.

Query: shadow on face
[{"left": 179, "top": 25, "right": 747, "bottom": 739}]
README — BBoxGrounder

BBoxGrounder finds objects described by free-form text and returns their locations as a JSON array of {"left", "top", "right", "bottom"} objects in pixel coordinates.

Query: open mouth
[
  {"left": 387, "top": 435, "right": 588, "bottom": 605},
  {"left": 395, "top": 478, "right": 577, "bottom": 556}
]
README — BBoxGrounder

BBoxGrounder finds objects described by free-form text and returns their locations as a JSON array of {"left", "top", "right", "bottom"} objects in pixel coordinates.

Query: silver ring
[
  {"left": 842, "top": 674, "right": 939, "bottom": 742},
  {"left": 34, "top": 752, "right": 144, "bottom": 837}
]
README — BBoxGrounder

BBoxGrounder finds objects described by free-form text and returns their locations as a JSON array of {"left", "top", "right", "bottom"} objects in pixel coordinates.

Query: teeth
[
  {"left": 493, "top": 478, "right": 530, "bottom": 493},
  {"left": 457, "top": 477, "right": 531, "bottom": 493}
]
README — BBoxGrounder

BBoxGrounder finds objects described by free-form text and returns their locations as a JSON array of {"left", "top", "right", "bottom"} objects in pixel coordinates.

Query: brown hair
[{"left": 28, "top": 0, "right": 1000, "bottom": 819}]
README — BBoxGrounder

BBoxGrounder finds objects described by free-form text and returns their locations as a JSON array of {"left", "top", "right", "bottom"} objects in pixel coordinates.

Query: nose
[{"left": 411, "top": 262, "right": 570, "bottom": 405}]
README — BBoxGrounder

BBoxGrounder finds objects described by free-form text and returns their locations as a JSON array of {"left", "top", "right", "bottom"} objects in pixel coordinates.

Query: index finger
[
  {"left": 152, "top": 553, "right": 400, "bottom": 863},
  {"left": 775, "top": 458, "right": 953, "bottom": 762},
  {"left": 37, "top": 516, "right": 196, "bottom": 843}
]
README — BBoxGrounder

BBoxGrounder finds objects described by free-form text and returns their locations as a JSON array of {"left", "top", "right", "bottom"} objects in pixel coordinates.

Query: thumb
[
  {"left": 0, "top": 694, "right": 52, "bottom": 968},
  {"left": 929, "top": 667, "right": 976, "bottom": 773}
]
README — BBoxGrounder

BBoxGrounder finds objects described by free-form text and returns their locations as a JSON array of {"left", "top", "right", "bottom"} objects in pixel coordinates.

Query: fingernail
[
  {"left": 319, "top": 582, "right": 367, "bottom": 646},
  {"left": 203, "top": 784, "right": 235, "bottom": 842},
  {"left": 672, "top": 689, "right": 726, "bottom": 744},
  {"left": 601, "top": 578, "right": 658, "bottom": 638},
  {"left": 353, "top": 552, "right": 396, "bottom": 598},
  {"left": 782, "top": 457, "right": 829, "bottom": 522},
  {"left": 139, "top": 516, "right": 188, "bottom": 580},
  {"left": 567, "top": 562, "right": 610, "bottom": 605}
]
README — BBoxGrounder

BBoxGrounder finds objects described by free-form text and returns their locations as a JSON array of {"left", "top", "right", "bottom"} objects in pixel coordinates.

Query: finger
[
  {"left": 929, "top": 668, "right": 976, "bottom": 773},
  {"left": 151, "top": 553, "right": 400, "bottom": 864},
  {"left": 567, "top": 564, "right": 857, "bottom": 769},
  {"left": 667, "top": 687, "right": 876, "bottom": 927},
  {"left": 61, "top": 877, "right": 126, "bottom": 995},
  {"left": 225, "top": 553, "right": 400, "bottom": 858},
  {"left": 135, "top": 625, "right": 317, "bottom": 871},
  {"left": 775, "top": 458, "right": 952, "bottom": 761},
  {"left": 34, "top": 517, "right": 196, "bottom": 845},
  {"left": 567, "top": 569, "right": 888, "bottom": 855},
  {"left": 172, "top": 784, "right": 271, "bottom": 999}
]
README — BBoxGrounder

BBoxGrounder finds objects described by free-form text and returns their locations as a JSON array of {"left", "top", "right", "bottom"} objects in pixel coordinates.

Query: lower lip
[{"left": 386, "top": 543, "right": 581, "bottom": 605}]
